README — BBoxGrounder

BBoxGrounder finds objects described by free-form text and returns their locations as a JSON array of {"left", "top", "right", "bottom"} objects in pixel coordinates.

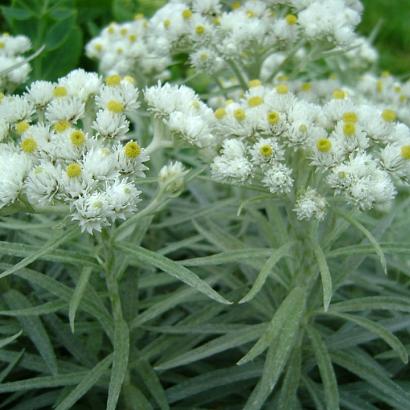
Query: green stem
[
  {"left": 101, "top": 230, "right": 124, "bottom": 324},
  {"left": 227, "top": 59, "right": 248, "bottom": 91}
]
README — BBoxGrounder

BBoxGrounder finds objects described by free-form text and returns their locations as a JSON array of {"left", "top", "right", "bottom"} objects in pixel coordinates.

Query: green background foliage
[{"left": 360, "top": 0, "right": 410, "bottom": 76}]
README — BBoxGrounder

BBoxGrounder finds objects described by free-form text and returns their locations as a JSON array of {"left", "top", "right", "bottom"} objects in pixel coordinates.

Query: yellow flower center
[
  {"left": 120, "top": 27, "right": 128, "bottom": 36},
  {"left": 53, "top": 120, "right": 71, "bottom": 133},
  {"left": 376, "top": 80, "right": 383, "bottom": 94},
  {"left": 343, "top": 112, "right": 358, "bottom": 123},
  {"left": 299, "top": 124, "right": 308, "bottom": 133},
  {"left": 381, "top": 109, "right": 396, "bottom": 122},
  {"left": 70, "top": 130, "right": 86, "bottom": 146},
  {"left": 248, "top": 79, "right": 261, "bottom": 88},
  {"left": 199, "top": 52, "right": 209, "bottom": 62},
  {"left": 246, "top": 10, "right": 255, "bottom": 18},
  {"left": 128, "top": 34, "right": 137, "bottom": 43},
  {"left": 267, "top": 111, "right": 280, "bottom": 125},
  {"left": 15, "top": 120, "right": 30, "bottom": 134},
  {"left": 381, "top": 70, "right": 390, "bottom": 78},
  {"left": 400, "top": 145, "right": 410, "bottom": 160},
  {"left": 124, "top": 75, "right": 135, "bottom": 84},
  {"left": 0, "top": 41, "right": 4, "bottom": 49},
  {"left": 332, "top": 89, "right": 346, "bottom": 99},
  {"left": 182, "top": 9, "right": 192, "bottom": 19},
  {"left": 234, "top": 108, "right": 246, "bottom": 122},
  {"left": 105, "top": 74, "right": 122, "bottom": 86},
  {"left": 286, "top": 14, "right": 298, "bottom": 25},
  {"left": 259, "top": 144, "right": 273, "bottom": 158},
  {"left": 94, "top": 43, "right": 103, "bottom": 52},
  {"left": 316, "top": 138, "right": 332, "bottom": 153},
  {"left": 66, "top": 163, "right": 81, "bottom": 178},
  {"left": 53, "top": 86, "right": 68, "bottom": 98},
  {"left": 21, "top": 138, "right": 37, "bottom": 153},
  {"left": 276, "top": 84, "right": 289, "bottom": 94},
  {"left": 248, "top": 96, "right": 264, "bottom": 107},
  {"left": 195, "top": 25, "right": 205, "bottom": 35},
  {"left": 107, "top": 100, "right": 125, "bottom": 113},
  {"left": 214, "top": 108, "right": 226, "bottom": 120},
  {"left": 134, "top": 13, "right": 144, "bottom": 20},
  {"left": 231, "top": 1, "right": 241, "bottom": 9},
  {"left": 163, "top": 19, "right": 171, "bottom": 29},
  {"left": 124, "top": 141, "right": 141, "bottom": 158},
  {"left": 343, "top": 122, "right": 356, "bottom": 137},
  {"left": 301, "top": 82, "right": 312, "bottom": 92},
  {"left": 107, "top": 24, "right": 116, "bottom": 34}
]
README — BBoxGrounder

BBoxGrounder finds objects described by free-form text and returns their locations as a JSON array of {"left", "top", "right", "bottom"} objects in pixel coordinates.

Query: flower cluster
[
  {"left": 87, "top": 0, "right": 373, "bottom": 81},
  {"left": 85, "top": 15, "right": 171, "bottom": 81},
  {"left": 0, "top": 69, "right": 148, "bottom": 233},
  {"left": 149, "top": 79, "right": 410, "bottom": 219},
  {"left": 0, "top": 33, "right": 31, "bottom": 92},
  {"left": 357, "top": 71, "right": 410, "bottom": 125}
]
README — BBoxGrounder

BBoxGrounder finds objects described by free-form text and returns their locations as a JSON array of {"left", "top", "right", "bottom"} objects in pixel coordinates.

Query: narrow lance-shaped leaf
[
  {"left": 337, "top": 211, "right": 387, "bottom": 274},
  {"left": 0, "top": 330, "right": 23, "bottom": 349},
  {"left": 4, "top": 290, "right": 58, "bottom": 375},
  {"left": 329, "top": 296, "right": 410, "bottom": 313},
  {"left": 117, "top": 244, "right": 232, "bottom": 305},
  {"left": 107, "top": 319, "right": 130, "bottom": 410},
  {"left": 307, "top": 326, "right": 340, "bottom": 410},
  {"left": 240, "top": 242, "right": 294, "bottom": 303},
  {"left": 277, "top": 346, "right": 302, "bottom": 410},
  {"left": 243, "top": 296, "right": 305, "bottom": 410},
  {"left": 55, "top": 355, "right": 113, "bottom": 410},
  {"left": 328, "top": 312, "right": 408, "bottom": 364},
  {"left": 313, "top": 242, "right": 332, "bottom": 311},
  {"left": 0, "top": 225, "right": 78, "bottom": 280},
  {"left": 69, "top": 266, "right": 93, "bottom": 333},
  {"left": 238, "top": 286, "right": 306, "bottom": 365}
]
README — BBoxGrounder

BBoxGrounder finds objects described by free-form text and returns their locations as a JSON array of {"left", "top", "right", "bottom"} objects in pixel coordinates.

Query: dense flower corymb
[{"left": 0, "top": 69, "right": 148, "bottom": 233}]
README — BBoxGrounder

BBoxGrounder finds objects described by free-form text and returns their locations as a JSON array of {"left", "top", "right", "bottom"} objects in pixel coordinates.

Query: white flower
[
  {"left": 45, "top": 96, "right": 85, "bottom": 123},
  {"left": 0, "top": 148, "right": 32, "bottom": 208},
  {"left": 105, "top": 179, "right": 141, "bottom": 220},
  {"left": 294, "top": 188, "right": 327, "bottom": 221},
  {"left": 93, "top": 110, "right": 130, "bottom": 139},
  {"left": 211, "top": 139, "right": 252, "bottom": 182},
  {"left": 71, "top": 191, "right": 113, "bottom": 233},
  {"left": 159, "top": 161, "right": 188, "bottom": 193},
  {"left": 261, "top": 163, "right": 293, "bottom": 194},
  {"left": 27, "top": 81, "right": 55, "bottom": 107},
  {"left": 25, "top": 162, "right": 60, "bottom": 206}
]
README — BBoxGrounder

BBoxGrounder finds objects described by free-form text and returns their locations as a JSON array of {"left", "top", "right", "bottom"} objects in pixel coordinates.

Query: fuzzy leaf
[
  {"left": 313, "top": 243, "right": 332, "bottom": 311},
  {"left": 328, "top": 312, "right": 408, "bottom": 364},
  {"left": 69, "top": 266, "right": 93, "bottom": 333},
  {"left": 240, "top": 243, "right": 294, "bottom": 303},
  {"left": 307, "top": 326, "right": 340, "bottom": 410},
  {"left": 107, "top": 320, "right": 130, "bottom": 410},
  {"left": 55, "top": 355, "right": 112, "bottom": 410},
  {"left": 4, "top": 290, "right": 58, "bottom": 375},
  {"left": 118, "top": 244, "right": 231, "bottom": 305},
  {"left": 238, "top": 286, "right": 306, "bottom": 365}
]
